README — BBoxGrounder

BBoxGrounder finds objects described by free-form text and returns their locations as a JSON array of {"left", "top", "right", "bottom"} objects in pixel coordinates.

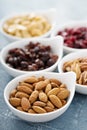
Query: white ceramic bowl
[
  {"left": 4, "top": 72, "right": 76, "bottom": 122},
  {"left": 0, "top": 36, "right": 63, "bottom": 77},
  {"left": 51, "top": 21, "right": 87, "bottom": 54},
  {"left": 0, "top": 8, "right": 56, "bottom": 42},
  {"left": 58, "top": 50, "right": 87, "bottom": 94}
]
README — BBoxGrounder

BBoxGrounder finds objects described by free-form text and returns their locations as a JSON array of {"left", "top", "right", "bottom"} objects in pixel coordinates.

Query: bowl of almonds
[
  {"left": 58, "top": 50, "right": 87, "bottom": 94},
  {"left": 0, "top": 9, "right": 56, "bottom": 42},
  {"left": 4, "top": 72, "right": 76, "bottom": 122}
]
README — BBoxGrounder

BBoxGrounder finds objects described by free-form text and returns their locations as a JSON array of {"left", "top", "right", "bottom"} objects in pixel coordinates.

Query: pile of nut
[
  {"left": 63, "top": 58, "right": 87, "bottom": 85},
  {"left": 3, "top": 15, "right": 51, "bottom": 38},
  {"left": 9, "top": 76, "right": 70, "bottom": 114},
  {"left": 6, "top": 42, "right": 58, "bottom": 71}
]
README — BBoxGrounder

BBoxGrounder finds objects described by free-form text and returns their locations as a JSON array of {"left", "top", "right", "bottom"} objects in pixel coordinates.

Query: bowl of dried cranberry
[
  {"left": 0, "top": 36, "right": 63, "bottom": 77},
  {"left": 51, "top": 21, "right": 87, "bottom": 54}
]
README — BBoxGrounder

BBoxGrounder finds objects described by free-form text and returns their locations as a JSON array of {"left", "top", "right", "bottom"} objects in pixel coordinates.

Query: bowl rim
[
  {"left": 51, "top": 20, "right": 87, "bottom": 51},
  {"left": 0, "top": 36, "right": 63, "bottom": 75},
  {"left": 4, "top": 71, "right": 76, "bottom": 117},
  {"left": 0, "top": 8, "right": 56, "bottom": 40},
  {"left": 58, "top": 50, "right": 87, "bottom": 89}
]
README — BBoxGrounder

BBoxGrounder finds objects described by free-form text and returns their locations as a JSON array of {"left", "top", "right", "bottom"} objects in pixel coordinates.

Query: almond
[
  {"left": 21, "top": 97, "right": 31, "bottom": 111},
  {"left": 60, "top": 84, "right": 66, "bottom": 88},
  {"left": 51, "top": 82, "right": 59, "bottom": 88},
  {"left": 49, "top": 95, "right": 62, "bottom": 108},
  {"left": 47, "top": 101, "right": 55, "bottom": 109},
  {"left": 29, "top": 90, "right": 39, "bottom": 104},
  {"left": 24, "top": 76, "right": 38, "bottom": 83},
  {"left": 35, "top": 81, "right": 46, "bottom": 90},
  {"left": 57, "top": 89, "right": 70, "bottom": 100},
  {"left": 47, "top": 88, "right": 60, "bottom": 96},
  {"left": 33, "top": 101, "right": 46, "bottom": 107},
  {"left": 32, "top": 106, "right": 46, "bottom": 113},
  {"left": 45, "top": 83, "right": 52, "bottom": 94},
  {"left": 15, "top": 92, "right": 29, "bottom": 98},
  {"left": 39, "top": 92, "right": 48, "bottom": 102},
  {"left": 50, "top": 78, "right": 61, "bottom": 86},
  {"left": 17, "top": 85, "right": 32, "bottom": 94},
  {"left": 9, "top": 97, "right": 21, "bottom": 107},
  {"left": 17, "top": 106, "right": 23, "bottom": 111},
  {"left": 19, "top": 82, "right": 33, "bottom": 89},
  {"left": 28, "top": 109, "right": 36, "bottom": 114},
  {"left": 44, "top": 106, "right": 54, "bottom": 112}
]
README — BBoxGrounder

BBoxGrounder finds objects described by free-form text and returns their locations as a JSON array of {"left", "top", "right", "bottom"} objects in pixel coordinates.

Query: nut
[
  {"left": 29, "top": 90, "right": 39, "bottom": 104},
  {"left": 39, "top": 92, "right": 48, "bottom": 102},
  {"left": 33, "top": 101, "right": 46, "bottom": 107},
  {"left": 17, "top": 85, "right": 32, "bottom": 94},
  {"left": 35, "top": 81, "right": 46, "bottom": 90},
  {"left": 21, "top": 97, "right": 31, "bottom": 111},
  {"left": 57, "top": 89, "right": 70, "bottom": 100},
  {"left": 49, "top": 95, "right": 62, "bottom": 108},
  {"left": 9, "top": 97, "right": 21, "bottom": 107},
  {"left": 47, "top": 88, "right": 60, "bottom": 96},
  {"left": 15, "top": 91, "right": 29, "bottom": 98},
  {"left": 32, "top": 106, "right": 46, "bottom": 113}
]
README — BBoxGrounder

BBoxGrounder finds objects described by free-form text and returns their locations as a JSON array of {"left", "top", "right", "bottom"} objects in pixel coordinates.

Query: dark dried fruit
[{"left": 6, "top": 42, "right": 58, "bottom": 71}]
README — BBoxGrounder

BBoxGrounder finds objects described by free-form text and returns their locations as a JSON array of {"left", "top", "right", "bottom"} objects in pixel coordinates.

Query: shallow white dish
[
  {"left": 58, "top": 50, "right": 87, "bottom": 94},
  {"left": 4, "top": 72, "right": 76, "bottom": 122},
  {"left": 51, "top": 21, "right": 87, "bottom": 54},
  {"left": 0, "top": 8, "right": 56, "bottom": 42},
  {"left": 0, "top": 36, "right": 63, "bottom": 77}
]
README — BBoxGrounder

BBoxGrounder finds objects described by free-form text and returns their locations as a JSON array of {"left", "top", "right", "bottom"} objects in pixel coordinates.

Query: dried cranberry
[{"left": 57, "top": 27, "right": 87, "bottom": 49}]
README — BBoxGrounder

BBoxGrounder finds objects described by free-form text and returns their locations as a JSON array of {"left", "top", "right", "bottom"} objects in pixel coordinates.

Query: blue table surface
[{"left": 0, "top": 0, "right": 87, "bottom": 130}]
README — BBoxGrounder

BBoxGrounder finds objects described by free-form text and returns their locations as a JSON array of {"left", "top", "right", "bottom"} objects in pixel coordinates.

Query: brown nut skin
[
  {"left": 9, "top": 97, "right": 21, "bottom": 107},
  {"left": 45, "top": 83, "right": 52, "bottom": 94},
  {"left": 57, "top": 89, "right": 70, "bottom": 100},
  {"left": 50, "top": 78, "right": 61, "bottom": 86},
  {"left": 35, "top": 81, "right": 46, "bottom": 90},
  {"left": 17, "top": 106, "right": 23, "bottom": 111},
  {"left": 47, "top": 88, "right": 60, "bottom": 96},
  {"left": 44, "top": 106, "right": 54, "bottom": 112},
  {"left": 28, "top": 109, "right": 36, "bottom": 114},
  {"left": 33, "top": 101, "right": 46, "bottom": 107},
  {"left": 23, "top": 76, "right": 38, "bottom": 83},
  {"left": 49, "top": 95, "right": 62, "bottom": 108},
  {"left": 46, "top": 101, "right": 55, "bottom": 109},
  {"left": 29, "top": 90, "right": 39, "bottom": 104},
  {"left": 17, "top": 85, "right": 32, "bottom": 94},
  {"left": 15, "top": 91, "right": 29, "bottom": 98},
  {"left": 39, "top": 92, "right": 48, "bottom": 103},
  {"left": 32, "top": 106, "right": 46, "bottom": 114},
  {"left": 19, "top": 82, "right": 33, "bottom": 89},
  {"left": 21, "top": 97, "right": 31, "bottom": 111}
]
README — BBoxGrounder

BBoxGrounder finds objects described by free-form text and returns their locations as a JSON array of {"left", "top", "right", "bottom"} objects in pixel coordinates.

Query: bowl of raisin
[{"left": 0, "top": 36, "right": 63, "bottom": 77}]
